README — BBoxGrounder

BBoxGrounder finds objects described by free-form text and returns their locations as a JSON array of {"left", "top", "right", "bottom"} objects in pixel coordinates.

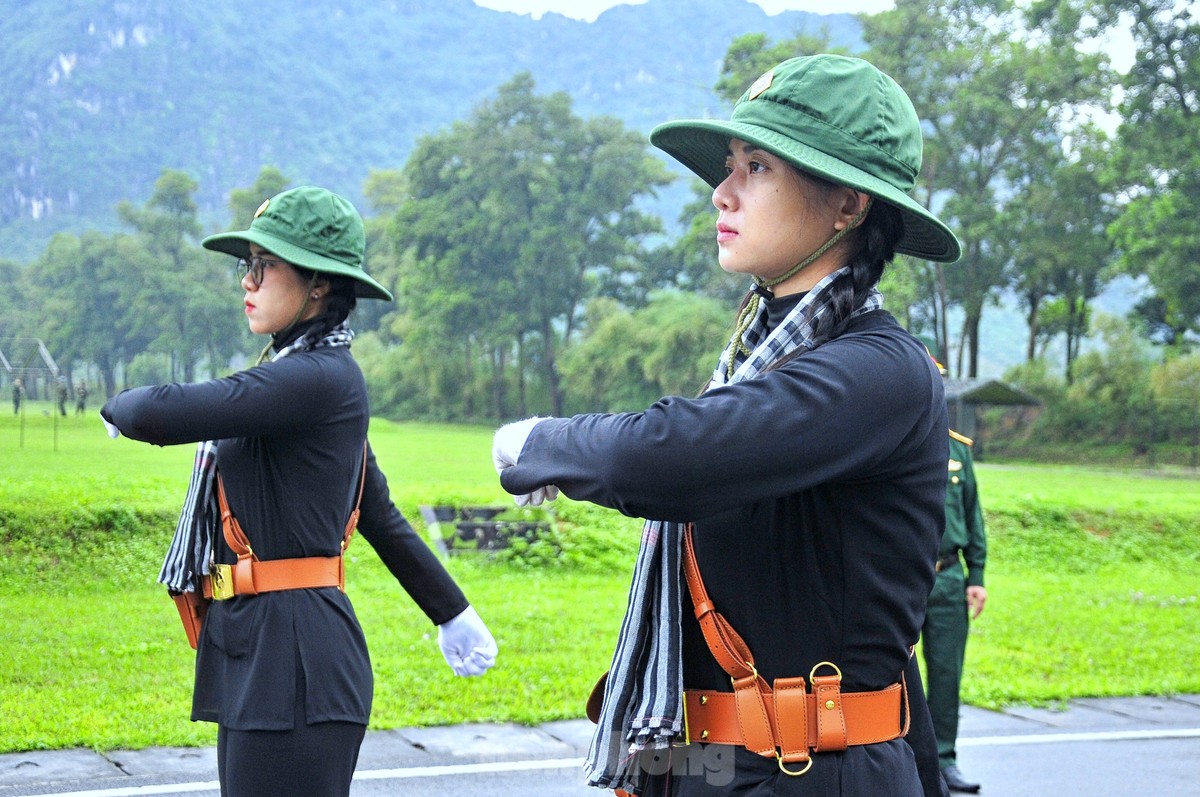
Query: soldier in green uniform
[
  {"left": 75, "top": 381, "right": 89, "bottom": 416},
  {"left": 923, "top": 425, "right": 988, "bottom": 793}
]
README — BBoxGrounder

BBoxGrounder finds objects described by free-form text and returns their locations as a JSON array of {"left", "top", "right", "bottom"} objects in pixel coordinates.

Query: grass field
[{"left": 1, "top": 400, "right": 1198, "bottom": 753}]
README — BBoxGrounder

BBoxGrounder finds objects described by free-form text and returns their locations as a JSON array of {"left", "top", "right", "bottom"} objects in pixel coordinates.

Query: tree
[
  {"left": 558, "top": 298, "right": 660, "bottom": 412},
  {"left": 1068, "top": 313, "right": 1157, "bottom": 439},
  {"left": 713, "top": 31, "right": 844, "bottom": 104},
  {"left": 36, "top": 231, "right": 156, "bottom": 397},
  {"left": 389, "top": 73, "right": 672, "bottom": 418},
  {"left": 863, "top": 0, "right": 1112, "bottom": 375},
  {"left": 356, "top": 169, "right": 410, "bottom": 337},
  {"left": 118, "top": 169, "right": 241, "bottom": 382},
  {"left": 1101, "top": 0, "right": 1200, "bottom": 348},
  {"left": 1150, "top": 352, "right": 1200, "bottom": 465},
  {"left": 1005, "top": 128, "right": 1116, "bottom": 381},
  {"left": 226, "top": 166, "right": 289, "bottom": 231},
  {"left": 559, "top": 292, "right": 729, "bottom": 413},
  {"left": 363, "top": 169, "right": 410, "bottom": 217},
  {"left": 877, "top": 256, "right": 939, "bottom": 344},
  {"left": 0, "top": 259, "right": 32, "bottom": 343}
]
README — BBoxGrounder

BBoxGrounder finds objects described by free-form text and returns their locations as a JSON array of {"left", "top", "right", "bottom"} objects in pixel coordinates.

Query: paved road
[{"left": 2, "top": 695, "right": 1198, "bottom": 796}]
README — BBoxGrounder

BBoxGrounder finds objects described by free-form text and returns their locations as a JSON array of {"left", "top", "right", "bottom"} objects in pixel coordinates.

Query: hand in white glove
[
  {"left": 437, "top": 605, "right": 498, "bottom": 677},
  {"left": 100, "top": 413, "right": 120, "bottom": 439},
  {"left": 492, "top": 417, "right": 559, "bottom": 506}
]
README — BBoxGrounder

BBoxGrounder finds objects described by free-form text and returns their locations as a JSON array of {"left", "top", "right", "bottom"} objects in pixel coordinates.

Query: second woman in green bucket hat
[
  {"left": 103, "top": 186, "right": 498, "bottom": 797},
  {"left": 493, "top": 55, "right": 957, "bottom": 795}
]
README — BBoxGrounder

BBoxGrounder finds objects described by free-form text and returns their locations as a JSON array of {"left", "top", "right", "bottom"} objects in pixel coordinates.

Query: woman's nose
[{"left": 712, "top": 174, "right": 737, "bottom": 211}]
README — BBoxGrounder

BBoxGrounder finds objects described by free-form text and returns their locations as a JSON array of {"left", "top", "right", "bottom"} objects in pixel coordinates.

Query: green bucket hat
[
  {"left": 202, "top": 185, "right": 393, "bottom": 301},
  {"left": 650, "top": 54, "right": 961, "bottom": 263}
]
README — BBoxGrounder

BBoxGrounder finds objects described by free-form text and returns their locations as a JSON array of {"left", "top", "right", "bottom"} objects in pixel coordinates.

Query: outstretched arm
[{"left": 356, "top": 442, "right": 496, "bottom": 676}]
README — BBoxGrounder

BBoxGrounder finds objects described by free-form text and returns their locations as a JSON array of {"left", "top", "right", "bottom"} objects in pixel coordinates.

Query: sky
[{"left": 472, "top": 0, "right": 896, "bottom": 22}]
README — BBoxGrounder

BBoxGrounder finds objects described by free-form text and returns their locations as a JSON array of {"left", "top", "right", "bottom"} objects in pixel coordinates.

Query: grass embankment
[
  {"left": 1, "top": 402, "right": 1197, "bottom": 752},
  {"left": 955, "top": 464, "right": 1200, "bottom": 706}
]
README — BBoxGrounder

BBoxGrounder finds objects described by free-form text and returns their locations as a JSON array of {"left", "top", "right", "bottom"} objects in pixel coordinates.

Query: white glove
[
  {"left": 436, "top": 605, "right": 498, "bottom": 677},
  {"left": 101, "top": 413, "right": 120, "bottom": 439},
  {"left": 492, "top": 417, "right": 559, "bottom": 507}
]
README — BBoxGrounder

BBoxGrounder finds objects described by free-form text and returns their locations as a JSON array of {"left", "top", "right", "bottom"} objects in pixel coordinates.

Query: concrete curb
[{"left": 3, "top": 697, "right": 1199, "bottom": 793}]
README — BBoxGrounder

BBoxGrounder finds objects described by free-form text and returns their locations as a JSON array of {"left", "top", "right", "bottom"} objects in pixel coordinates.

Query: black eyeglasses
[{"left": 236, "top": 256, "right": 289, "bottom": 288}]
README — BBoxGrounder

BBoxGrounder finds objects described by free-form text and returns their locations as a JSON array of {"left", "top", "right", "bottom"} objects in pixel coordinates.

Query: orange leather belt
[
  {"left": 681, "top": 525, "right": 910, "bottom": 773},
  {"left": 201, "top": 555, "right": 344, "bottom": 600},
  {"left": 683, "top": 681, "right": 905, "bottom": 751},
  {"left": 205, "top": 443, "right": 366, "bottom": 602}
]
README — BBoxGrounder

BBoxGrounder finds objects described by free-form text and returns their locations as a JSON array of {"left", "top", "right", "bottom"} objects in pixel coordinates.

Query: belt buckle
[{"left": 210, "top": 564, "right": 234, "bottom": 600}]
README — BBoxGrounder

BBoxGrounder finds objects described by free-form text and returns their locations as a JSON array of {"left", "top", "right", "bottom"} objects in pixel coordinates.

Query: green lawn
[
  {"left": 977, "top": 461, "right": 1200, "bottom": 516},
  {"left": 1, "top": 402, "right": 1197, "bottom": 752}
]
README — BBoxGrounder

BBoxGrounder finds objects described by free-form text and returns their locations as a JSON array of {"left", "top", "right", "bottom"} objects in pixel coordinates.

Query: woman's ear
[
  {"left": 310, "top": 277, "right": 331, "bottom": 301},
  {"left": 833, "top": 189, "right": 872, "bottom": 231}
]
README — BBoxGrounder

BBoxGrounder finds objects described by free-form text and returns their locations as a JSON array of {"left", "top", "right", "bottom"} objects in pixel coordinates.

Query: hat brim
[
  {"left": 203, "top": 230, "right": 393, "bottom": 301},
  {"left": 651, "top": 119, "right": 961, "bottom": 264}
]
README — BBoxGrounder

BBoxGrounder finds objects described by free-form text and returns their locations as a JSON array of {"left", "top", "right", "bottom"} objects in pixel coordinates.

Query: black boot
[{"left": 941, "top": 764, "right": 980, "bottom": 793}]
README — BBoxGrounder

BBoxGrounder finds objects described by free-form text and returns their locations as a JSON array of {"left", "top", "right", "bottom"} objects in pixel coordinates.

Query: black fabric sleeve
[
  {"left": 905, "top": 654, "right": 950, "bottom": 797},
  {"left": 100, "top": 353, "right": 349, "bottom": 446},
  {"left": 501, "top": 323, "right": 942, "bottom": 522},
  {"left": 355, "top": 443, "right": 469, "bottom": 626}
]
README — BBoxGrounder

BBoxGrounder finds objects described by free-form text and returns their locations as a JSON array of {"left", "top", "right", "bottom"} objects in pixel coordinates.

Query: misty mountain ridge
[
  {"left": 2, "top": 0, "right": 1139, "bottom": 378},
  {"left": 1, "top": 0, "right": 861, "bottom": 259}
]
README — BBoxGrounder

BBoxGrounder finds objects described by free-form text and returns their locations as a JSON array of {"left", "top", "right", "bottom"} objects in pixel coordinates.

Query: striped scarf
[
  {"left": 584, "top": 269, "right": 882, "bottom": 792},
  {"left": 158, "top": 322, "right": 355, "bottom": 593}
]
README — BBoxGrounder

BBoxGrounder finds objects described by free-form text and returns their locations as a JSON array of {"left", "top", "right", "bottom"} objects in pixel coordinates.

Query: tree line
[{"left": 1, "top": 0, "right": 1197, "bottom": 450}]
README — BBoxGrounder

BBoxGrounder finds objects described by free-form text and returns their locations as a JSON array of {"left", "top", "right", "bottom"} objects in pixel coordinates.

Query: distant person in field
[
  {"left": 75, "top": 381, "right": 89, "bottom": 416},
  {"left": 56, "top": 377, "right": 69, "bottom": 417},
  {"left": 101, "top": 186, "right": 497, "bottom": 797},
  {"left": 493, "top": 55, "right": 959, "bottom": 797},
  {"left": 11, "top": 378, "right": 23, "bottom": 415}
]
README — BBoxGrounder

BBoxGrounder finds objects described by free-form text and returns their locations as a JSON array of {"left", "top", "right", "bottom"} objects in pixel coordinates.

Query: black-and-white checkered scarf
[
  {"left": 158, "top": 322, "right": 355, "bottom": 593},
  {"left": 584, "top": 268, "right": 882, "bottom": 793}
]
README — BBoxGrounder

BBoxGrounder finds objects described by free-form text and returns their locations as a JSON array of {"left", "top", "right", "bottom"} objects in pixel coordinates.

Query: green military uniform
[{"left": 922, "top": 429, "right": 986, "bottom": 771}]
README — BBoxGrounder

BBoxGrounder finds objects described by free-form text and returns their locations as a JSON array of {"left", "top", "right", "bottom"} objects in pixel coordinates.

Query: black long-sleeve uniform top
[
  {"left": 501, "top": 309, "right": 948, "bottom": 794},
  {"left": 102, "top": 346, "right": 467, "bottom": 730}
]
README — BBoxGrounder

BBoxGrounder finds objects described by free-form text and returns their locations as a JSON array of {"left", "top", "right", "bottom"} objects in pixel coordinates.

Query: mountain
[{"left": 0, "top": 0, "right": 863, "bottom": 260}]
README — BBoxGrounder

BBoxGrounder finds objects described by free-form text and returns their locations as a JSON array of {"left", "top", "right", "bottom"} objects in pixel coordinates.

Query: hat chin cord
[
  {"left": 724, "top": 198, "right": 872, "bottom": 380},
  {"left": 256, "top": 272, "right": 320, "bottom": 365}
]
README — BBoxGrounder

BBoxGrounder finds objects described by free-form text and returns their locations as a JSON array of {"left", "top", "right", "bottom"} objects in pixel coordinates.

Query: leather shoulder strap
[
  {"left": 682, "top": 523, "right": 757, "bottom": 679},
  {"left": 215, "top": 440, "right": 370, "bottom": 557},
  {"left": 216, "top": 472, "right": 253, "bottom": 558},
  {"left": 340, "top": 441, "right": 369, "bottom": 551}
]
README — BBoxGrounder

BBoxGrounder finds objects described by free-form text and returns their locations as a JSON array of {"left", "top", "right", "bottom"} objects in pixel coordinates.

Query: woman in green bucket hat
[
  {"left": 102, "top": 186, "right": 497, "bottom": 797},
  {"left": 493, "top": 55, "right": 957, "bottom": 796}
]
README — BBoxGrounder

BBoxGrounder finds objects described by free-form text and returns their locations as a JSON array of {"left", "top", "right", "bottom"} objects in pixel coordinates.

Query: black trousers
[
  {"left": 638, "top": 738, "right": 923, "bottom": 796},
  {"left": 216, "top": 658, "right": 366, "bottom": 797}
]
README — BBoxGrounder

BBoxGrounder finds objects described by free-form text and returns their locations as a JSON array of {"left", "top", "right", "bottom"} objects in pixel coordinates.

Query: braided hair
[
  {"left": 265, "top": 268, "right": 359, "bottom": 358},
  {"left": 755, "top": 179, "right": 904, "bottom": 376},
  {"left": 806, "top": 196, "right": 903, "bottom": 347},
  {"left": 293, "top": 268, "right": 359, "bottom": 338}
]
